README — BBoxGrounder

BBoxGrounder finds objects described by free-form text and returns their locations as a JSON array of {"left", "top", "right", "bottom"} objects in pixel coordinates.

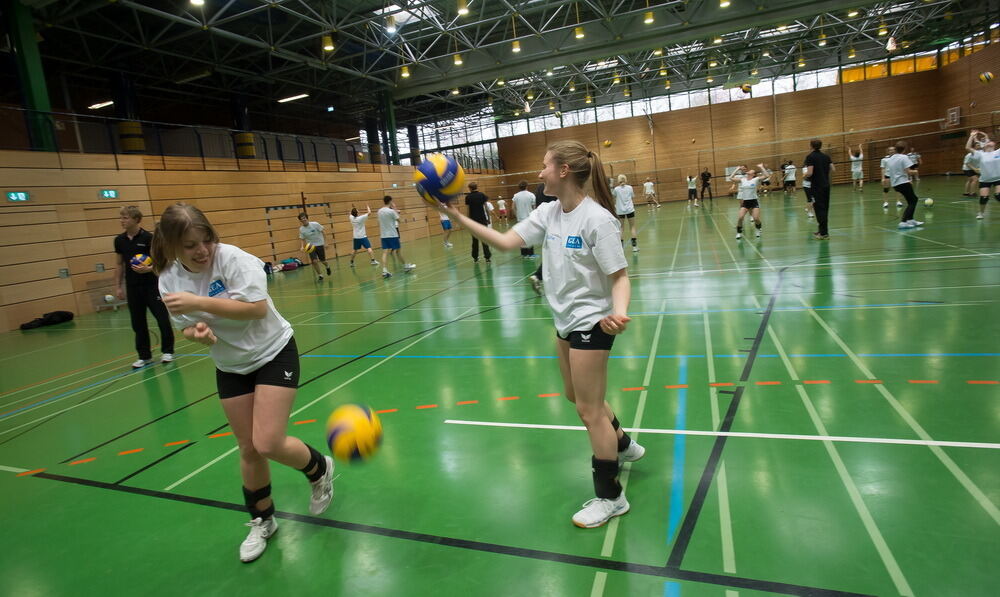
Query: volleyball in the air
[
  {"left": 979, "top": 71, "right": 994, "bottom": 84},
  {"left": 325, "top": 403, "right": 383, "bottom": 462},
  {"left": 924, "top": 198, "right": 934, "bottom": 207},
  {"left": 413, "top": 153, "right": 465, "bottom": 205},
  {"left": 303, "top": 242, "right": 315, "bottom": 254},
  {"left": 740, "top": 83, "right": 752, "bottom": 93},
  {"left": 130, "top": 253, "right": 151, "bottom": 267},
  {"left": 603, "top": 139, "right": 613, "bottom": 147}
]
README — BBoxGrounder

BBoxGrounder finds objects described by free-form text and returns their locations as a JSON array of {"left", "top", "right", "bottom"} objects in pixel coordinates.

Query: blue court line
[
  {"left": 667, "top": 357, "right": 688, "bottom": 544},
  {"left": 664, "top": 581, "right": 681, "bottom": 597},
  {"left": 0, "top": 367, "right": 145, "bottom": 420}
]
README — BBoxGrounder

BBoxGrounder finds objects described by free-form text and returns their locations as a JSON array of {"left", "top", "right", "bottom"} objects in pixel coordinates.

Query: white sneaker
[
  {"left": 896, "top": 201, "right": 903, "bottom": 207},
  {"left": 528, "top": 275, "right": 542, "bottom": 296},
  {"left": 160, "top": 353, "right": 174, "bottom": 363},
  {"left": 370, "top": 259, "right": 379, "bottom": 265},
  {"left": 619, "top": 439, "right": 645, "bottom": 464},
  {"left": 572, "top": 493, "right": 630, "bottom": 528},
  {"left": 807, "top": 212, "right": 815, "bottom": 218},
  {"left": 736, "top": 232, "right": 742, "bottom": 239},
  {"left": 240, "top": 517, "right": 278, "bottom": 563},
  {"left": 444, "top": 242, "right": 453, "bottom": 248},
  {"left": 309, "top": 455, "right": 335, "bottom": 515},
  {"left": 882, "top": 201, "right": 889, "bottom": 208},
  {"left": 403, "top": 263, "right": 416, "bottom": 272},
  {"left": 631, "top": 245, "right": 639, "bottom": 253},
  {"left": 131, "top": 359, "right": 153, "bottom": 369},
  {"left": 907, "top": 219, "right": 924, "bottom": 226},
  {"left": 382, "top": 270, "right": 392, "bottom": 278},
  {"left": 755, "top": 229, "right": 761, "bottom": 238},
  {"left": 976, "top": 213, "right": 984, "bottom": 219},
  {"left": 898, "top": 221, "right": 915, "bottom": 229}
]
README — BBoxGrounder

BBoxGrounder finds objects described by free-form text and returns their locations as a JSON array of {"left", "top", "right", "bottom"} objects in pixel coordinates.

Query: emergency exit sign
[
  {"left": 6, "top": 191, "right": 29, "bottom": 202},
  {"left": 99, "top": 189, "right": 119, "bottom": 199}
]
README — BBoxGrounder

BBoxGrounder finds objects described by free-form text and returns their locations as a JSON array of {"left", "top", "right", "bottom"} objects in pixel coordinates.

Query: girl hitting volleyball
[
  {"left": 731, "top": 164, "right": 770, "bottom": 239},
  {"left": 151, "top": 203, "right": 334, "bottom": 563},
  {"left": 428, "top": 141, "right": 644, "bottom": 528}
]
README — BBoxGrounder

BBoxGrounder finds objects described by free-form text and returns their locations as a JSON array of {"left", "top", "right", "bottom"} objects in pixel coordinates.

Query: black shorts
[
  {"left": 216, "top": 337, "right": 299, "bottom": 399},
  {"left": 740, "top": 199, "right": 760, "bottom": 210},
  {"left": 783, "top": 180, "right": 795, "bottom": 188},
  {"left": 803, "top": 187, "right": 814, "bottom": 203},
  {"left": 979, "top": 180, "right": 999, "bottom": 189},
  {"left": 688, "top": 188, "right": 697, "bottom": 199},
  {"left": 617, "top": 212, "right": 635, "bottom": 219},
  {"left": 309, "top": 246, "right": 326, "bottom": 261},
  {"left": 964, "top": 169, "right": 976, "bottom": 177},
  {"left": 557, "top": 322, "right": 616, "bottom": 351}
]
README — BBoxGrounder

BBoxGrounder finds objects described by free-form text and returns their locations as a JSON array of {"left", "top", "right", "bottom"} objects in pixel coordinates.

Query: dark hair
[
  {"left": 350, "top": 207, "right": 358, "bottom": 217},
  {"left": 297, "top": 212, "right": 308, "bottom": 220},
  {"left": 546, "top": 140, "right": 615, "bottom": 216},
  {"left": 151, "top": 203, "right": 220, "bottom": 275},
  {"left": 518, "top": 180, "right": 528, "bottom": 190},
  {"left": 810, "top": 139, "right": 822, "bottom": 150},
  {"left": 894, "top": 140, "right": 908, "bottom": 153},
  {"left": 468, "top": 182, "right": 478, "bottom": 191},
  {"left": 383, "top": 195, "right": 393, "bottom": 204}
]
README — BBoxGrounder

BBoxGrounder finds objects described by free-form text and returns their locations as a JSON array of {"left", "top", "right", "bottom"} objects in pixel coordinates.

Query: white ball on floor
[
  {"left": 924, "top": 198, "right": 934, "bottom": 207},
  {"left": 104, "top": 294, "right": 114, "bottom": 303}
]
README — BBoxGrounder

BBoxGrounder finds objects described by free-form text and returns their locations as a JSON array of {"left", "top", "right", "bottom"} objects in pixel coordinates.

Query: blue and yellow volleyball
[
  {"left": 325, "top": 403, "right": 383, "bottom": 462},
  {"left": 979, "top": 71, "right": 994, "bottom": 84},
  {"left": 130, "top": 253, "right": 152, "bottom": 267},
  {"left": 413, "top": 153, "right": 465, "bottom": 205},
  {"left": 303, "top": 242, "right": 315, "bottom": 254}
]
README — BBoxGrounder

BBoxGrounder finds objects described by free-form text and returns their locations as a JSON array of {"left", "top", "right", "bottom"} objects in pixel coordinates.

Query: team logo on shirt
[
  {"left": 565, "top": 236, "right": 583, "bottom": 249},
  {"left": 208, "top": 280, "right": 226, "bottom": 297}
]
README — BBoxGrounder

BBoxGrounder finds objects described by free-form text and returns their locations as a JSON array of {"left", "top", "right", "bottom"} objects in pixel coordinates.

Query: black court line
[
  {"left": 31, "top": 471, "right": 873, "bottom": 597},
  {"left": 666, "top": 268, "right": 785, "bottom": 570},
  {"left": 113, "top": 441, "right": 198, "bottom": 485}
]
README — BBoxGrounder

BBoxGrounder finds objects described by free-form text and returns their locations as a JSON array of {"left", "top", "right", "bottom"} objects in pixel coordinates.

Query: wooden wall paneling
[
  {"left": 0, "top": 206, "right": 59, "bottom": 226},
  {"left": 1, "top": 259, "right": 70, "bottom": 285},
  {"left": 0, "top": 277, "right": 75, "bottom": 305},
  {"left": 0, "top": 241, "right": 66, "bottom": 265},
  {"left": 0, "top": 294, "right": 79, "bottom": 331},
  {"left": 0, "top": 150, "right": 62, "bottom": 168}
]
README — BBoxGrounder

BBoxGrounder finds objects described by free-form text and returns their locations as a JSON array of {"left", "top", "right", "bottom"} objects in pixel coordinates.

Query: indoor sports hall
[{"left": 1, "top": 2, "right": 998, "bottom": 596}]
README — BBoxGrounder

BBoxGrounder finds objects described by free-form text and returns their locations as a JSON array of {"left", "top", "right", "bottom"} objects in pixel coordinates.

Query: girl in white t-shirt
[
  {"left": 427, "top": 140, "right": 643, "bottom": 529},
  {"left": 967, "top": 130, "right": 1000, "bottom": 220},
  {"left": 730, "top": 163, "right": 770, "bottom": 239},
  {"left": 612, "top": 174, "right": 638, "bottom": 253},
  {"left": 643, "top": 177, "right": 661, "bottom": 207},
  {"left": 496, "top": 197, "right": 508, "bottom": 226},
  {"left": 151, "top": 203, "right": 334, "bottom": 564},
  {"left": 349, "top": 205, "right": 379, "bottom": 266},
  {"left": 850, "top": 144, "right": 864, "bottom": 191}
]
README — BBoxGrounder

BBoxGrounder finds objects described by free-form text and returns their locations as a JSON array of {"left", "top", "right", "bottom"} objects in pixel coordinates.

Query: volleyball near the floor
[
  {"left": 413, "top": 153, "right": 465, "bottom": 204},
  {"left": 924, "top": 198, "right": 934, "bottom": 207},
  {"left": 979, "top": 71, "right": 993, "bottom": 83},
  {"left": 325, "top": 403, "right": 383, "bottom": 462}
]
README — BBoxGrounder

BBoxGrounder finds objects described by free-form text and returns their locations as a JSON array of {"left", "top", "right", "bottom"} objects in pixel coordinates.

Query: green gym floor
[{"left": 1, "top": 178, "right": 997, "bottom": 597}]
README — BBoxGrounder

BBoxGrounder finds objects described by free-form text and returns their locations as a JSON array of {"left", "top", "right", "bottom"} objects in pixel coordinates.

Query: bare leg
[{"left": 555, "top": 338, "right": 619, "bottom": 459}]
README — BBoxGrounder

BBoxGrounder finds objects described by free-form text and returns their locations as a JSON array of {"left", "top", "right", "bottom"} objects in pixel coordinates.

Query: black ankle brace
[
  {"left": 299, "top": 444, "right": 326, "bottom": 482},
  {"left": 243, "top": 484, "right": 275, "bottom": 520}
]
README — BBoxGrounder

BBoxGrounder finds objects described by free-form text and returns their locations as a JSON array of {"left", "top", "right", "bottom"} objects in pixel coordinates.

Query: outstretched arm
[{"left": 433, "top": 202, "right": 525, "bottom": 251}]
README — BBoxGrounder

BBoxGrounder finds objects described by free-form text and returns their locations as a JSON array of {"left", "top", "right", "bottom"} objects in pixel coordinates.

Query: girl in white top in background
[
  {"left": 783, "top": 161, "right": 797, "bottom": 194},
  {"left": 496, "top": 197, "right": 509, "bottom": 226},
  {"left": 802, "top": 164, "right": 815, "bottom": 218},
  {"left": 962, "top": 151, "right": 980, "bottom": 197},
  {"left": 850, "top": 144, "right": 864, "bottom": 191},
  {"left": 884, "top": 141, "right": 923, "bottom": 229},
  {"left": 613, "top": 174, "right": 639, "bottom": 253},
  {"left": 643, "top": 177, "right": 661, "bottom": 207},
  {"left": 967, "top": 130, "right": 1000, "bottom": 220},
  {"left": 731, "top": 163, "right": 770, "bottom": 239},
  {"left": 152, "top": 203, "right": 334, "bottom": 564},
  {"left": 880, "top": 147, "right": 898, "bottom": 208},
  {"left": 349, "top": 205, "right": 379, "bottom": 267},
  {"left": 427, "top": 140, "right": 644, "bottom": 529},
  {"left": 686, "top": 175, "right": 699, "bottom": 207}
]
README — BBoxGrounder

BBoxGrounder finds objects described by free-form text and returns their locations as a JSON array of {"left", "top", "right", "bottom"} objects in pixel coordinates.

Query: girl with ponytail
[{"left": 429, "top": 140, "right": 643, "bottom": 528}]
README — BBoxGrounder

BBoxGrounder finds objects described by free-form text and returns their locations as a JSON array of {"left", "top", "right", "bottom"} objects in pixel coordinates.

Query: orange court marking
[
  {"left": 665, "top": 384, "right": 689, "bottom": 389},
  {"left": 855, "top": 380, "right": 882, "bottom": 384},
  {"left": 376, "top": 408, "right": 398, "bottom": 414},
  {"left": 498, "top": 396, "right": 520, "bottom": 401},
  {"left": 803, "top": 380, "right": 830, "bottom": 384},
  {"left": 908, "top": 380, "right": 938, "bottom": 384},
  {"left": 967, "top": 380, "right": 998, "bottom": 385},
  {"left": 755, "top": 381, "right": 781, "bottom": 385},
  {"left": 17, "top": 469, "right": 46, "bottom": 477},
  {"left": 293, "top": 419, "right": 317, "bottom": 425},
  {"left": 622, "top": 387, "right": 646, "bottom": 391},
  {"left": 457, "top": 400, "right": 478, "bottom": 405},
  {"left": 70, "top": 458, "right": 97, "bottom": 466},
  {"left": 416, "top": 404, "right": 438, "bottom": 409},
  {"left": 538, "top": 393, "right": 561, "bottom": 397},
  {"left": 164, "top": 440, "right": 190, "bottom": 447},
  {"left": 208, "top": 432, "right": 233, "bottom": 438},
  {"left": 118, "top": 448, "right": 144, "bottom": 456},
  {"left": 709, "top": 382, "right": 734, "bottom": 387}
]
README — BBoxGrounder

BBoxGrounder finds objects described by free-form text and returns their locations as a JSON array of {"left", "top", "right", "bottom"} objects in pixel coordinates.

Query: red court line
[
  {"left": 118, "top": 448, "right": 144, "bottom": 456},
  {"left": 498, "top": 396, "right": 520, "bottom": 401},
  {"left": 69, "top": 457, "right": 97, "bottom": 466},
  {"left": 376, "top": 408, "right": 398, "bottom": 414},
  {"left": 208, "top": 432, "right": 233, "bottom": 438},
  {"left": 538, "top": 393, "right": 561, "bottom": 397},
  {"left": 855, "top": 380, "right": 882, "bottom": 384},
  {"left": 908, "top": 380, "right": 938, "bottom": 384},
  {"left": 293, "top": 419, "right": 317, "bottom": 425},
  {"left": 17, "top": 468, "right": 45, "bottom": 477},
  {"left": 164, "top": 440, "right": 190, "bottom": 447},
  {"left": 664, "top": 384, "right": 689, "bottom": 389},
  {"left": 967, "top": 380, "right": 998, "bottom": 385},
  {"left": 622, "top": 387, "right": 646, "bottom": 391},
  {"left": 755, "top": 381, "right": 781, "bottom": 385},
  {"left": 803, "top": 380, "right": 830, "bottom": 384},
  {"left": 416, "top": 404, "right": 438, "bottom": 409},
  {"left": 457, "top": 400, "right": 478, "bottom": 405},
  {"left": 709, "top": 382, "right": 734, "bottom": 387}
]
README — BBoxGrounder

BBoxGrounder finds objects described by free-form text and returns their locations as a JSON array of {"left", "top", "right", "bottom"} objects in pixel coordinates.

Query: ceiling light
[
  {"left": 848, "top": 47, "right": 856, "bottom": 58},
  {"left": 546, "top": 69, "right": 554, "bottom": 77},
  {"left": 654, "top": 47, "right": 663, "bottom": 56},
  {"left": 624, "top": 86, "right": 631, "bottom": 97},
  {"left": 451, "top": 88, "right": 459, "bottom": 95},
  {"left": 497, "top": 79, "right": 505, "bottom": 86},
  {"left": 713, "top": 36, "right": 723, "bottom": 44},
  {"left": 664, "top": 79, "right": 671, "bottom": 89},
  {"left": 454, "top": 53, "right": 463, "bottom": 65},
  {"left": 575, "top": 26, "right": 585, "bottom": 39},
  {"left": 720, "top": 0, "right": 731, "bottom": 7},
  {"left": 322, "top": 34, "right": 335, "bottom": 51},
  {"left": 878, "top": 23, "right": 888, "bottom": 36},
  {"left": 512, "top": 40, "right": 521, "bottom": 53},
  {"left": 750, "top": 68, "right": 758, "bottom": 75},
  {"left": 708, "top": 60, "right": 718, "bottom": 67},
  {"left": 549, "top": 100, "right": 556, "bottom": 110},
  {"left": 762, "top": 50, "right": 770, "bottom": 57},
  {"left": 277, "top": 93, "right": 309, "bottom": 103},
  {"left": 818, "top": 33, "right": 827, "bottom": 46},
  {"left": 569, "top": 80, "right": 576, "bottom": 92},
  {"left": 526, "top": 90, "right": 535, "bottom": 100},
  {"left": 613, "top": 73, "right": 621, "bottom": 84},
  {"left": 326, "top": 106, "right": 335, "bottom": 112},
  {"left": 659, "top": 66, "right": 667, "bottom": 76},
  {"left": 514, "top": 110, "right": 520, "bottom": 116},
  {"left": 487, "top": 97, "right": 493, "bottom": 106},
  {"left": 401, "top": 65, "right": 411, "bottom": 78},
  {"left": 88, "top": 100, "right": 114, "bottom": 110},
  {"left": 190, "top": 0, "right": 204, "bottom": 6},
  {"left": 847, "top": 9, "right": 859, "bottom": 18},
  {"left": 457, "top": 0, "right": 469, "bottom": 16},
  {"left": 644, "top": 11, "right": 654, "bottom": 24},
  {"left": 797, "top": 57, "right": 806, "bottom": 67},
  {"left": 706, "top": 76, "right": 714, "bottom": 83},
  {"left": 777, "top": 25, "right": 787, "bottom": 31},
  {"left": 585, "top": 95, "right": 592, "bottom": 104},
  {"left": 386, "top": 15, "right": 397, "bottom": 34}
]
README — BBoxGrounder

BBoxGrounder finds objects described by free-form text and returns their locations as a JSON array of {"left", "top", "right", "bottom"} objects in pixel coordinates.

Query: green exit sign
[
  {"left": 6, "top": 191, "right": 29, "bottom": 202},
  {"left": 99, "top": 189, "right": 119, "bottom": 199}
]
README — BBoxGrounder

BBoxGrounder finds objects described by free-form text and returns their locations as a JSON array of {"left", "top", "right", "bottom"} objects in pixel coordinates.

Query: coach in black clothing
[
  {"left": 804, "top": 139, "right": 835, "bottom": 239},
  {"left": 114, "top": 206, "right": 175, "bottom": 368},
  {"left": 464, "top": 182, "right": 492, "bottom": 263}
]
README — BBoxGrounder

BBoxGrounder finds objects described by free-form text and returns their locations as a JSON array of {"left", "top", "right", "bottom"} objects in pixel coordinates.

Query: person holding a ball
[
  {"left": 151, "top": 202, "right": 334, "bottom": 563},
  {"left": 113, "top": 205, "right": 174, "bottom": 369}
]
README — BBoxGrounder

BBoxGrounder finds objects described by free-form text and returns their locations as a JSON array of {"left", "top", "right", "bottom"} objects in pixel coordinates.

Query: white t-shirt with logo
[
  {"left": 158, "top": 243, "right": 292, "bottom": 375},
  {"left": 377, "top": 206, "right": 400, "bottom": 238},
  {"left": 784, "top": 165, "right": 796, "bottom": 181},
  {"left": 801, "top": 166, "right": 811, "bottom": 189},
  {"left": 737, "top": 178, "right": 761, "bottom": 201},
  {"left": 513, "top": 197, "right": 627, "bottom": 337},
  {"left": 851, "top": 154, "right": 864, "bottom": 174},
  {"left": 612, "top": 184, "right": 635, "bottom": 215},
  {"left": 974, "top": 149, "right": 1000, "bottom": 183},
  {"left": 884, "top": 153, "right": 914, "bottom": 187},
  {"left": 350, "top": 213, "right": 370, "bottom": 239},
  {"left": 512, "top": 190, "right": 536, "bottom": 222},
  {"left": 643, "top": 181, "right": 655, "bottom": 195},
  {"left": 298, "top": 221, "right": 325, "bottom": 246}
]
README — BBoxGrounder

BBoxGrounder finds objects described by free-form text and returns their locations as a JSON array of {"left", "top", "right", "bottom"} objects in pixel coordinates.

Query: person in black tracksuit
[
  {"left": 700, "top": 168, "right": 714, "bottom": 200},
  {"left": 464, "top": 182, "right": 492, "bottom": 263},
  {"left": 114, "top": 206, "right": 175, "bottom": 368}
]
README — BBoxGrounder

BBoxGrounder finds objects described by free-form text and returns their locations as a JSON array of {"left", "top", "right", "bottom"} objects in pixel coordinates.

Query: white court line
[
  {"left": 0, "top": 330, "right": 116, "bottom": 363},
  {"left": 164, "top": 307, "right": 475, "bottom": 491},
  {"left": 442, "top": 420, "right": 1000, "bottom": 450},
  {"left": 0, "top": 464, "right": 29, "bottom": 473},
  {"left": 798, "top": 295, "right": 1000, "bottom": 526}
]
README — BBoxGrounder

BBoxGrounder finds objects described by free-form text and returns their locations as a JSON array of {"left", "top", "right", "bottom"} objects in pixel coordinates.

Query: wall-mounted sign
[
  {"left": 6, "top": 191, "right": 29, "bottom": 202},
  {"left": 99, "top": 189, "right": 119, "bottom": 199}
]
